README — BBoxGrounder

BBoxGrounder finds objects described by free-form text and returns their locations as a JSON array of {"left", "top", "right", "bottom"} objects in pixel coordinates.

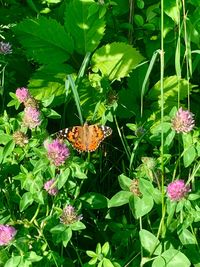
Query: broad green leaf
[
  {"left": 80, "top": 192, "right": 108, "bottom": 209},
  {"left": 152, "top": 248, "right": 190, "bottom": 267},
  {"left": 164, "top": 130, "right": 175, "bottom": 149},
  {"left": 2, "top": 140, "right": 15, "bottom": 163},
  {"left": 51, "top": 224, "right": 72, "bottom": 247},
  {"left": 183, "top": 145, "right": 196, "bottom": 168},
  {"left": 32, "top": 191, "right": 44, "bottom": 205},
  {"left": 108, "top": 191, "right": 132, "bottom": 208},
  {"left": 70, "top": 221, "right": 86, "bottom": 231},
  {"left": 20, "top": 192, "right": 34, "bottom": 212},
  {"left": 91, "top": 42, "right": 144, "bottom": 81},
  {"left": 5, "top": 256, "right": 24, "bottom": 267},
  {"left": 102, "top": 242, "right": 110, "bottom": 257},
  {"left": 182, "top": 134, "right": 196, "bottom": 167},
  {"left": 130, "top": 194, "right": 154, "bottom": 219},
  {"left": 102, "top": 258, "right": 115, "bottom": 267},
  {"left": 58, "top": 168, "right": 70, "bottom": 189},
  {"left": 28, "top": 64, "right": 73, "bottom": 101},
  {"left": 86, "top": 250, "right": 97, "bottom": 258},
  {"left": 0, "top": 250, "right": 9, "bottom": 266},
  {"left": 0, "top": 133, "right": 12, "bottom": 145},
  {"left": 64, "top": 0, "right": 105, "bottom": 54},
  {"left": 148, "top": 76, "right": 195, "bottom": 110},
  {"left": 179, "top": 229, "right": 197, "bottom": 245},
  {"left": 78, "top": 76, "right": 108, "bottom": 121},
  {"left": 25, "top": 251, "right": 42, "bottom": 263},
  {"left": 14, "top": 17, "right": 73, "bottom": 65},
  {"left": 139, "top": 229, "right": 162, "bottom": 255},
  {"left": 42, "top": 108, "right": 61, "bottom": 119},
  {"left": 118, "top": 174, "right": 132, "bottom": 191}
]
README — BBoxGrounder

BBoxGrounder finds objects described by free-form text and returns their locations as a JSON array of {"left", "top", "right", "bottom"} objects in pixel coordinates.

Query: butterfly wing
[
  {"left": 58, "top": 126, "right": 87, "bottom": 152},
  {"left": 86, "top": 125, "right": 112, "bottom": 152},
  {"left": 57, "top": 124, "right": 112, "bottom": 153}
]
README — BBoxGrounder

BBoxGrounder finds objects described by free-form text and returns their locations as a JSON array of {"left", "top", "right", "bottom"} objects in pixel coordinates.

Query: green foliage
[
  {"left": 64, "top": 0, "right": 106, "bottom": 55},
  {"left": 1, "top": 0, "right": 200, "bottom": 266},
  {"left": 13, "top": 16, "right": 74, "bottom": 65},
  {"left": 91, "top": 42, "right": 144, "bottom": 81}
]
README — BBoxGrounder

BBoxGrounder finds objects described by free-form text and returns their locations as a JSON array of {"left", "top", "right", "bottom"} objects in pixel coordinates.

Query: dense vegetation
[{"left": 0, "top": 0, "right": 200, "bottom": 266}]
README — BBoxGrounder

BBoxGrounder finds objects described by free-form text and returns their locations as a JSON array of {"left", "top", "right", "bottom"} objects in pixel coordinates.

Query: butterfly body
[{"left": 57, "top": 123, "right": 112, "bottom": 152}]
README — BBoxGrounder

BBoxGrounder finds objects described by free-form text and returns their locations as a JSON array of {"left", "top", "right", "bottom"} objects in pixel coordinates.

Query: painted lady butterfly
[{"left": 57, "top": 123, "right": 112, "bottom": 152}]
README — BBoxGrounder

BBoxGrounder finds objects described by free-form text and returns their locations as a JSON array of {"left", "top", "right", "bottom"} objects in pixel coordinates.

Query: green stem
[
  {"left": 70, "top": 240, "right": 83, "bottom": 266},
  {"left": 30, "top": 204, "right": 40, "bottom": 224},
  {"left": 114, "top": 115, "right": 131, "bottom": 161},
  {"left": 160, "top": 0, "right": 165, "bottom": 238}
]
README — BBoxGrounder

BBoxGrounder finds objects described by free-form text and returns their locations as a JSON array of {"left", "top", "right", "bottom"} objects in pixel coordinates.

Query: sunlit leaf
[
  {"left": 64, "top": 0, "right": 105, "bottom": 54},
  {"left": 91, "top": 42, "right": 144, "bottom": 81},
  {"left": 14, "top": 17, "right": 73, "bottom": 64}
]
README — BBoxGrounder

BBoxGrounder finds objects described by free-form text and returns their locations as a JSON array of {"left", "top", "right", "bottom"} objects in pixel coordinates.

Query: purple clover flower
[
  {"left": 45, "top": 139, "right": 70, "bottom": 166},
  {"left": 172, "top": 107, "right": 195, "bottom": 133},
  {"left": 0, "top": 41, "right": 12, "bottom": 54},
  {"left": 60, "top": 205, "right": 83, "bottom": 225},
  {"left": 44, "top": 179, "right": 58, "bottom": 196},
  {"left": 16, "top": 87, "right": 30, "bottom": 103},
  {"left": 167, "top": 179, "right": 190, "bottom": 201},
  {"left": 23, "top": 107, "right": 41, "bottom": 129},
  {"left": 0, "top": 225, "right": 17, "bottom": 246}
]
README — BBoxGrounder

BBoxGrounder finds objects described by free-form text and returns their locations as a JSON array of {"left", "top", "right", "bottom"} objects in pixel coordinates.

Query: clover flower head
[
  {"left": 16, "top": 87, "right": 30, "bottom": 103},
  {"left": 0, "top": 41, "right": 12, "bottom": 54},
  {"left": 45, "top": 139, "right": 70, "bottom": 166},
  {"left": 141, "top": 157, "right": 156, "bottom": 169},
  {"left": 44, "top": 179, "right": 58, "bottom": 196},
  {"left": 172, "top": 107, "right": 195, "bottom": 133},
  {"left": 0, "top": 225, "right": 17, "bottom": 246},
  {"left": 60, "top": 205, "right": 83, "bottom": 225},
  {"left": 13, "top": 131, "right": 28, "bottom": 147},
  {"left": 23, "top": 107, "right": 41, "bottom": 129},
  {"left": 167, "top": 179, "right": 190, "bottom": 201}
]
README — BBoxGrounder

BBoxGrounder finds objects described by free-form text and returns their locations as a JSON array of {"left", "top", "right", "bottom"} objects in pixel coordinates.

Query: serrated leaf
[
  {"left": 28, "top": 64, "right": 73, "bottom": 101},
  {"left": 14, "top": 17, "right": 73, "bottom": 65},
  {"left": 78, "top": 75, "right": 110, "bottom": 120},
  {"left": 91, "top": 42, "right": 144, "bottom": 81},
  {"left": 64, "top": 0, "right": 105, "bottom": 54}
]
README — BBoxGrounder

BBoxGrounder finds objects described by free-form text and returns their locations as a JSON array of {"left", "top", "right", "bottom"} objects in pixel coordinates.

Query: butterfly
[{"left": 57, "top": 123, "right": 112, "bottom": 152}]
